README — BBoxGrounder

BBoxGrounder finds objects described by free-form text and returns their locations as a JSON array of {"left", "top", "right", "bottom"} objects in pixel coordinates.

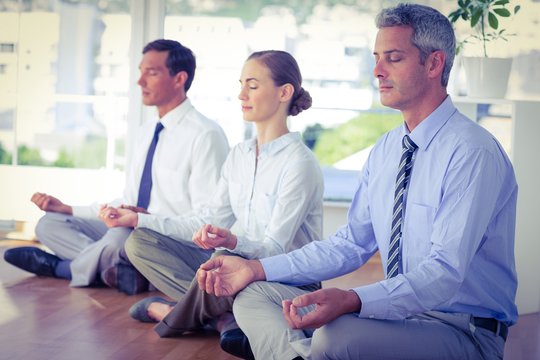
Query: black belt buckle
[{"left": 473, "top": 317, "right": 508, "bottom": 341}]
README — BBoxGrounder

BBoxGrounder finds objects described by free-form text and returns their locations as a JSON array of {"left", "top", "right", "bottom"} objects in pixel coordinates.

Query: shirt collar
[
  {"left": 155, "top": 98, "right": 193, "bottom": 129},
  {"left": 240, "top": 132, "right": 301, "bottom": 157},
  {"left": 404, "top": 95, "right": 457, "bottom": 151}
]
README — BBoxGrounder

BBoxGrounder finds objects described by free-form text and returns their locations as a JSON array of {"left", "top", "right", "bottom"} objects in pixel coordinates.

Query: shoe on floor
[
  {"left": 220, "top": 327, "right": 255, "bottom": 360},
  {"left": 128, "top": 296, "right": 176, "bottom": 323},
  {"left": 3, "top": 246, "right": 60, "bottom": 277},
  {"left": 101, "top": 263, "right": 150, "bottom": 295}
]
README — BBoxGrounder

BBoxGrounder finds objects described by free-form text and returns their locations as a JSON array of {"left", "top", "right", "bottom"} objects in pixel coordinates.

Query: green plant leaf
[
  {"left": 493, "top": 8, "right": 511, "bottom": 17},
  {"left": 488, "top": 12, "right": 499, "bottom": 29},
  {"left": 448, "top": 10, "right": 461, "bottom": 22},
  {"left": 471, "top": 8, "right": 482, "bottom": 27},
  {"left": 447, "top": 0, "right": 520, "bottom": 57}
]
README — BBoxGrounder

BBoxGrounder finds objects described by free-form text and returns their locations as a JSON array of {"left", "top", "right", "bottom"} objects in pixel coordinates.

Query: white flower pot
[{"left": 462, "top": 57, "right": 512, "bottom": 99}]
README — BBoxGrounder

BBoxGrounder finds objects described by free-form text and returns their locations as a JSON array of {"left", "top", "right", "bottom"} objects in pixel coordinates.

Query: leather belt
[{"left": 473, "top": 317, "right": 508, "bottom": 341}]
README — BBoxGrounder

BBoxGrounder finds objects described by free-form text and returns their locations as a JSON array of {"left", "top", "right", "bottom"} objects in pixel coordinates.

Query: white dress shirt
[
  {"left": 73, "top": 98, "right": 229, "bottom": 219},
  {"left": 138, "top": 132, "right": 324, "bottom": 259}
]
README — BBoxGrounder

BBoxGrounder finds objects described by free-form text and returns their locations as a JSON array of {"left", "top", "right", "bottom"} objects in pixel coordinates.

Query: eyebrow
[
  {"left": 373, "top": 49, "right": 406, "bottom": 56},
  {"left": 139, "top": 64, "right": 161, "bottom": 71},
  {"left": 239, "top": 77, "right": 258, "bottom": 83}
]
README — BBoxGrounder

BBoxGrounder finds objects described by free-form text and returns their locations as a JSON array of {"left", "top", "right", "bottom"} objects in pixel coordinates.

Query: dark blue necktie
[
  {"left": 137, "top": 122, "right": 164, "bottom": 209},
  {"left": 387, "top": 135, "right": 418, "bottom": 279}
]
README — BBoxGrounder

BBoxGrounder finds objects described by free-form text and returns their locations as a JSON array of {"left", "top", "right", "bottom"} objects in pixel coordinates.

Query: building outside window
[{"left": 0, "top": 0, "right": 131, "bottom": 170}]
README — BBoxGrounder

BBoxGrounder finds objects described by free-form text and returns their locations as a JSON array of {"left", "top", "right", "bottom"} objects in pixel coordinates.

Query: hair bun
[{"left": 289, "top": 88, "right": 312, "bottom": 116}]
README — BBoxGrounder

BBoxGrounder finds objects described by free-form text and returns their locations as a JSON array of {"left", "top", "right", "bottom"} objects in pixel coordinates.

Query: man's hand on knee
[{"left": 282, "top": 288, "right": 361, "bottom": 329}]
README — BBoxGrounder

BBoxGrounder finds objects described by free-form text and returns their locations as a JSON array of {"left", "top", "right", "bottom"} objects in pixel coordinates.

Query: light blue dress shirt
[
  {"left": 262, "top": 96, "right": 518, "bottom": 325},
  {"left": 138, "top": 132, "right": 324, "bottom": 259}
]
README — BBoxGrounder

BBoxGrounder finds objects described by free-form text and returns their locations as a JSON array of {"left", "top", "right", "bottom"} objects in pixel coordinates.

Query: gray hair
[{"left": 376, "top": 3, "right": 456, "bottom": 87}]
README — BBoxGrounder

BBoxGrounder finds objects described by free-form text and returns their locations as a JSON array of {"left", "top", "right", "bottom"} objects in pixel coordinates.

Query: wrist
[
  {"left": 63, "top": 205, "right": 73, "bottom": 215},
  {"left": 227, "top": 233, "right": 238, "bottom": 250},
  {"left": 250, "top": 259, "right": 266, "bottom": 281},
  {"left": 346, "top": 289, "right": 362, "bottom": 313},
  {"left": 132, "top": 213, "right": 140, "bottom": 227}
]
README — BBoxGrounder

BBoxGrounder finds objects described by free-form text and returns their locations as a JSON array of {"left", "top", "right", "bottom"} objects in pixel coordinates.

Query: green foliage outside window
[
  {"left": 52, "top": 149, "right": 76, "bottom": 168},
  {"left": 17, "top": 145, "right": 46, "bottom": 166},
  {"left": 0, "top": 142, "right": 12, "bottom": 164},
  {"left": 74, "top": 136, "right": 107, "bottom": 169},
  {"left": 310, "top": 111, "right": 403, "bottom": 166},
  {"left": 0, "top": 136, "right": 108, "bottom": 168}
]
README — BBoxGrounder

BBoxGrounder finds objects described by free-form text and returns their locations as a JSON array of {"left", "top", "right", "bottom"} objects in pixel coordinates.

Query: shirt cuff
[
  {"left": 260, "top": 254, "right": 292, "bottom": 282},
  {"left": 353, "top": 281, "right": 390, "bottom": 319},
  {"left": 137, "top": 213, "right": 157, "bottom": 229},
  {"left": 72, "top": 205, "right": 97, "bottom": 219},
  {"left": 231, "top": 234, "right": 248, "bottom": 254}
]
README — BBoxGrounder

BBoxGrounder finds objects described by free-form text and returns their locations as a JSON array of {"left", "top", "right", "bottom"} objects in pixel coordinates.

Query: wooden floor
[{"left": 1, "top": 240, "right": 538, "bottom": 360}]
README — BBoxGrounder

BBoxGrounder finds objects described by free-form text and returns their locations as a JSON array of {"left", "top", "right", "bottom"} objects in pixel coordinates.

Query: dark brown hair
[
  {"left": 247, "top": 50, "right": 312, "bottom": 116},
  {"left": 143, "top": 39, "right": 196, "bottom": 91}
]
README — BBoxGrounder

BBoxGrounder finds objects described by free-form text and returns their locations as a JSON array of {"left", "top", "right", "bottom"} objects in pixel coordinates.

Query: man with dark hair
[
  {"left": 197, "top": 4, "right": 518, "bottom": 359},
  {"left": 4, "top": 39, "right": 229, "bottom": 295}
]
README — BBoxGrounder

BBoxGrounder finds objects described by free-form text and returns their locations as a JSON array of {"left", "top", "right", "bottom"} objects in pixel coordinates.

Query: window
[
  {"left": 2, "top": 0, "right": 539, "bottom": 198},
  {"left": 163, "top": 1, "right": 402, "bottom": 201},
  {"left": 0, "top": 0, "right": 131, "bottom": 169}
]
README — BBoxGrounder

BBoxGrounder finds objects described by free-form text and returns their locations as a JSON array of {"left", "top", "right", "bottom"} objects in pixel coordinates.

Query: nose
[
  {"left": 373, "top": 59, "right": 386, "bottom": 79},
  {"left": 238, "top": 87, "right": 247, "bottom": 100},
  {"left": 137, "top": 74, "right": 145, "bottom": 86}
]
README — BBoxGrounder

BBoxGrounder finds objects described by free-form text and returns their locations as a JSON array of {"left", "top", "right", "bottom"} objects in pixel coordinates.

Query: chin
[
  {"left": 141, "top": 95, "right": 156, "bottom": 105},
  {"left": 379, "top": 97, "right": 398, "bottom": 110}
]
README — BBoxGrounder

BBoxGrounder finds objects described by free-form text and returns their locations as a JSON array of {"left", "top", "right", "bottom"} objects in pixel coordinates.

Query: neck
[
  {"left": 157, "top": 95, "right": 187, "bottom": 118},
  {"left": 403, "top": 91, "right": 447, "bottom": 132},
  {"left": 255, "top": 121, "right": 289, "bottom": 149}
]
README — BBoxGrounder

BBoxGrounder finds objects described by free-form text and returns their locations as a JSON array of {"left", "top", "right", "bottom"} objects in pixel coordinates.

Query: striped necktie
[{"left": 387, "top": 135, "right": 418, "bottom": 279}]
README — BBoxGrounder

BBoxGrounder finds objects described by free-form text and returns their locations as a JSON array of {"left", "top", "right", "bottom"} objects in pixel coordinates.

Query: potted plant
[{"left": 448, "top": 0, "right": 521, "bottom": 98}]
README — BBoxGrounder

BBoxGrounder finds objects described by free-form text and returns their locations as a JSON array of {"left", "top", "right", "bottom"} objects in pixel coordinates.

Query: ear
[
  {"left": 427, "top": 50, "right": 445, "bottom": 81},
  {"left": 174, "top": 71, "right": 188, "bottom": 91},
  {"left": 279, "top": 83, "right": 295, "bottom": 103}
]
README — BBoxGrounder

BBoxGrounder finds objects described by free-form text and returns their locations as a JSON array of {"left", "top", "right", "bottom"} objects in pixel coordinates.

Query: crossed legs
[
  {"left": 124, "top": 228, "right": 212, "bottom": 300},
  {"left": 233, "top": 281, "right": 504, "bottom": 360}
]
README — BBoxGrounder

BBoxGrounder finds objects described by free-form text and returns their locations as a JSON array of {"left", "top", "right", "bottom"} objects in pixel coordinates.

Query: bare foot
[{"left": 147, "top": 302, "right": 174, "bottom": 322}]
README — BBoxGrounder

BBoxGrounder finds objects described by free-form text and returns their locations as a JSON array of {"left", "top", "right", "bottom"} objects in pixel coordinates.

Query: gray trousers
[
  {"left": 154, "top": 277, "right": 234, "bottom": 337},
  {"left": 154, "top": 253, "right": 320, "bottom": 338},
  {"left": 233, "top": 281, "right": 506, "bottom": 360},
  {"left": 36, "top": 212, "right": 132, "bottom": 287},
  {"left": 154, "top": 250, "right": 235, "bottom": 337},
  {"left": 124, "top": 228, "right": 212, "bottom": 299}
]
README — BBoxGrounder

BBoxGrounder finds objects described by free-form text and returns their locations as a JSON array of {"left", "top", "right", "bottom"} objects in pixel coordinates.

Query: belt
[{"left": 473, "top": 317, "right": 508, "bottom": 341}]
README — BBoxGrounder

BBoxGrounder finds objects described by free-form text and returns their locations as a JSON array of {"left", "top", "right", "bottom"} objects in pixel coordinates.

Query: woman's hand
[{"left": 192, "top": 224, "right": 237, "bottom": 250}]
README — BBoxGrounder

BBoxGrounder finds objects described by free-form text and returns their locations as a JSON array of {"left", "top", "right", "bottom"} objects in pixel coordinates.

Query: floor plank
[{"left": 0, "top": 240, "right": 236, "bottom": 360}]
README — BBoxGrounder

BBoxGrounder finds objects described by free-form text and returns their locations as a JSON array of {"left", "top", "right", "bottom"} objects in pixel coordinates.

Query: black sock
[{"left": 54, "top": 259, "right": 72, "bottom": 280}]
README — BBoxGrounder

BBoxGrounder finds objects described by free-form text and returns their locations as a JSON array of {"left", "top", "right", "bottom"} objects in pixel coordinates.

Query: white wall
[
  {"left": 322, "top": 201, "right": 349, "bottom": 238},
  {"left": 0, "top": 165, "right": 124, "bottom": 234},
  {"left": 0, "top": 165, "right": 349, "bottom": 237}
]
